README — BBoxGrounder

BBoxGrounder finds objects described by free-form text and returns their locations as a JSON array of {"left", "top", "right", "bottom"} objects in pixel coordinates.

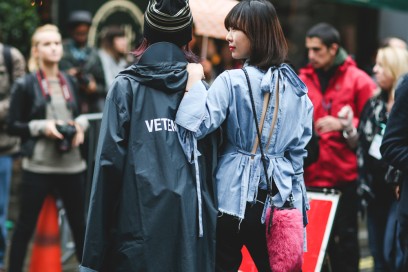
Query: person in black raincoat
[{"left": 79, "top": 1, "right": 218, "bottom": 271}]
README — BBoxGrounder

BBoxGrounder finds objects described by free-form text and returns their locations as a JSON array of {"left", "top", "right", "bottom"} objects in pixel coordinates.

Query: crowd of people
[{"left": 0, "top": 0, "right": 408, "bottom": 271}]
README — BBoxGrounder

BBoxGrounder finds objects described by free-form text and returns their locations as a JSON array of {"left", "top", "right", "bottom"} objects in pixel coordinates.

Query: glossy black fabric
[
  {"left": 381, "top": 74, "right": 408, "bottom": 272},
  {"left": 80, "top": 42, "right": 218, "bottom": 272}
]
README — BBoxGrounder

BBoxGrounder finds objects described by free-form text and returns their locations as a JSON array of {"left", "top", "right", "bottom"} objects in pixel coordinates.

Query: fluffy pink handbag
[{"left": 265, "top": 206, "right": 304, "bottom": 272}]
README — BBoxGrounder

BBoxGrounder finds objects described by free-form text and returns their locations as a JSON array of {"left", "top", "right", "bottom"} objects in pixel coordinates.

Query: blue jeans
[{"left": 0, "top": 156, "right": 12, "bottom": 268}]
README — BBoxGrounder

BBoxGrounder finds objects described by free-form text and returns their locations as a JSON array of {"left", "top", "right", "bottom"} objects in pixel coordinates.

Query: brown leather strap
[
  {"left": 251, "top": 92, "right": 270, "bottom": 157},
  {"left": 251, "top": 81, "right": 279, "bottom": 157}
]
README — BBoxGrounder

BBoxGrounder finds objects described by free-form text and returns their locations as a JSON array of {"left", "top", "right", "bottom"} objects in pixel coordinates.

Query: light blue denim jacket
[{"left": 176, "top": 64, "right": 313, "bottom": 224}]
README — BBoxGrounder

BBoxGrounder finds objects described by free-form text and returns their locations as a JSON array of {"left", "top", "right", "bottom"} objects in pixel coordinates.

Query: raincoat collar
[
  {"left": 119, "top": 42, "right": 188, "bottom": 94},
  {"left": 138, "top": 42, "right": 187, "bottom": 64}
]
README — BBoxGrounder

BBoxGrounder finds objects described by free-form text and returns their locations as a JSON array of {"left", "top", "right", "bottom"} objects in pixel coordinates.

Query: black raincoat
[{"left": 80, "top": 42, "right": 218, "bottom": 272}]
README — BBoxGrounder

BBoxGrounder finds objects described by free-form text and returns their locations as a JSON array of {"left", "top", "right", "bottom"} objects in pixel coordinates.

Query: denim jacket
[{"left": 176, "top": 64, "right": 313, "bottom": 224}]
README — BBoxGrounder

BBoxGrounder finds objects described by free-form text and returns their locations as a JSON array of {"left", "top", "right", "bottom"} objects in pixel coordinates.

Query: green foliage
[{"left": 0, "top": 0, "right": 40, "bottom": 58}]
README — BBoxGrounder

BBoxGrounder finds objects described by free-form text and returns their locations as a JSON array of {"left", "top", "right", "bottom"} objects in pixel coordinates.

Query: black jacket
[
  {"left": 381, "top": 75, "right": 408, "bottom": 173},
  {"left": 80, "top": 42, "right": 218, "bottom": 272},
  {"left": 381, "top": 74, "right": 408, "bottom": 220},
  {"left": 7, "top": 72, "right": 80, "bottom": 157}
]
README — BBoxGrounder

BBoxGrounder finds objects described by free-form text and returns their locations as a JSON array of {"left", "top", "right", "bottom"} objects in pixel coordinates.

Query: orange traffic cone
[{"left": 29, "top": 195, "right": 62, "bottom": 272}]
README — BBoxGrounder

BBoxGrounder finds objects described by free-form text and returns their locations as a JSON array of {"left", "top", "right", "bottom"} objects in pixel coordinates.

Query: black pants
[
  {"left": 326, "top": 182, "right": 360, "bottom": 272},
  {"left": 8, "top": 170, "right": 85, "bottom": 272},
  {"left": 398, "top": 180, "right": 408, "bottom": 272},
  {"left": 216, "top": 191, "right": 271, "bottom": 272}
]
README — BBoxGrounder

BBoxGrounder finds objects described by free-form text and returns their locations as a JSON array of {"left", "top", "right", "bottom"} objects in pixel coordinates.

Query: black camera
[
  {"left": 76, "top": 70, "right": 91, "bottom": 87},
  {"left": 55, "top": 124, "right": 77, "bottom": 153}
]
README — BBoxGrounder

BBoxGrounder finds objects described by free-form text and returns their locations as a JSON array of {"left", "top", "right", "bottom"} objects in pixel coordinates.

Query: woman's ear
[{"left": 31, "top": 46, "right": 39, "bottom": 60}]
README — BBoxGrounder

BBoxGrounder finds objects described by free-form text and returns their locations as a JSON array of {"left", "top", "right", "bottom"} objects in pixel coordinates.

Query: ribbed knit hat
[
  {"left": 68, "top": 10, "right": 92, "bottom": 26},
  {"left": 144, "top": 0, "right": 193, "bottom": 46}
]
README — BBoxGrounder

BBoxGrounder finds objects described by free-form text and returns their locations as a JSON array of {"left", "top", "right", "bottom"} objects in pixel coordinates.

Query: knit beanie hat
[
  {"left": 68, "top": 10, "right": 92, "bottom": 26},
  {"left": 144, "top": 0, "right": 193, "bottom": 46}
]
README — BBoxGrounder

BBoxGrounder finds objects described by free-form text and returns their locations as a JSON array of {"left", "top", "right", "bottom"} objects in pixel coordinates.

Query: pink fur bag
[{"left": 265, "top": 206, "right": 304, "bottom": 272}]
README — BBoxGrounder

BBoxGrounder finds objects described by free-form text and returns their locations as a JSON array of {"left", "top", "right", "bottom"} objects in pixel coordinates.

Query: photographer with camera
[
  {"left": 6, "top": 25, "right": 88, "bottom": 272},
  {"left": 60, "top": 10, "right": 97, "bottom": 114}
]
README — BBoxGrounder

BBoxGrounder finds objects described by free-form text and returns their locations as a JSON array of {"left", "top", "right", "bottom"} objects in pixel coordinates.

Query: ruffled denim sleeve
[
  {"left": 175, "top": 81, "right": 209, "bottom": 135},
  {"left": 176, "top": 72, "right": 231, "bottom": 162},
  {"left": 176, "top": 72, "right": 231, "bottom": 137},
  {"left": 175, "top": 80, "right": 207, "bottom": 165},
  {"left": 176, "top": 74, "right": 231, "bottom": 237}
]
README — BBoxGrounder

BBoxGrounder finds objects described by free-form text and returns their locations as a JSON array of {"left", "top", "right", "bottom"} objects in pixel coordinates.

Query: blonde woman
[
  {"left": 343, "top": 46, "right": 408, "bottom": 271},
  {"left": 7, "top": 24, "right": 88, "bottom": 271}
]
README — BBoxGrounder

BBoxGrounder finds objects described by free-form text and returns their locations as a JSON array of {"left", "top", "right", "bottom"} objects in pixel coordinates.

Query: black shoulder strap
[
  {"left": 242, "top": 68, "right": 273, "bottom": 197},
  {"left": 3, "top": 45, "right": 13, "bottom": 85}
]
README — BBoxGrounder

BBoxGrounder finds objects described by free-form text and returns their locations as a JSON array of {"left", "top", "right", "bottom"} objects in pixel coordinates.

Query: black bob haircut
[
  {"left": 224, "top": 0, "right": 287, "bottom": 70},
  {"left": 306, "top": 23, "right": 341, "bottom": 48}
]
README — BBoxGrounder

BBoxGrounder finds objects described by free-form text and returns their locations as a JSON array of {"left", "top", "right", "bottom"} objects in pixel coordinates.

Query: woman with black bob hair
[
  {"left": 176, "top": 0, "right": 313, "bottom": 271},
  {"left": 225, "top": 0, "right": 288, "bottom": 70}
]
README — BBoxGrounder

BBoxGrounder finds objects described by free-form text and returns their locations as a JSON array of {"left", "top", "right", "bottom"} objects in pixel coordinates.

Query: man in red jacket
[{"left": 299, "top": 23, "right": 376, "bottom": 272}]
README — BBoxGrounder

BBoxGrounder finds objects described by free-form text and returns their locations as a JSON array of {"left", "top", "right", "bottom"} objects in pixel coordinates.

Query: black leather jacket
[{"left": 7, "top": 71, "right": 80, "bottom": 157}]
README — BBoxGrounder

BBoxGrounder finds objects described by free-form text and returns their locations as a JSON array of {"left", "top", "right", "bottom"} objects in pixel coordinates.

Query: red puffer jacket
[{"left": 299, "top": 57, "right": 376, "bottom": 187}]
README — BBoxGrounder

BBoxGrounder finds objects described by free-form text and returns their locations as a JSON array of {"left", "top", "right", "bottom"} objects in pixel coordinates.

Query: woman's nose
[
  {"left": 226, "top": 31, "right": 232, "bottom": 42},
  {"left": 372, "top": 64, "right": 378, "bottom": 73}
]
